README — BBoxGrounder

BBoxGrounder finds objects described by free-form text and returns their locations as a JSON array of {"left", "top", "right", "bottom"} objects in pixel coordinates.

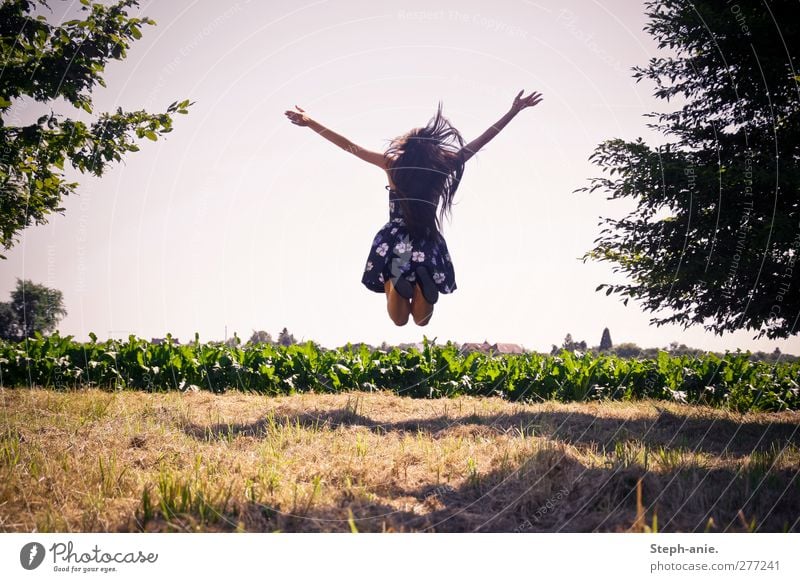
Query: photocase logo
[{"left": 20, "top": 542, "right": 46, "bottom": 570}]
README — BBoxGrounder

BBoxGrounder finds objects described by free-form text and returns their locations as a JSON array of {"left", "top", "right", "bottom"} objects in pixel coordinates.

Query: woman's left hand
[{"left": 510, "top": 90, "right": 543, "bottom": 113}]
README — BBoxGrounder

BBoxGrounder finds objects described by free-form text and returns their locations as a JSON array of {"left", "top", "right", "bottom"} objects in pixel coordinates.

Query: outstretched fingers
[
  {"left": 521, "top": 90, "right": 543, "bottom": 107},
  {"left": 513, "top": 89, "right": 543, "bottom": 110},
  {"left": 529, "top": 91, "right": 543, "bottom": 106},
  {"left": 284, "top": 105, "right": 309, "bottom": 126}
]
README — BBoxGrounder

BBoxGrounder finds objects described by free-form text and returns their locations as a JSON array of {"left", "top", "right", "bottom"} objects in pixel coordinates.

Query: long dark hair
[{"left": 383, "top": 102, "right": 465, "bottom": 239}]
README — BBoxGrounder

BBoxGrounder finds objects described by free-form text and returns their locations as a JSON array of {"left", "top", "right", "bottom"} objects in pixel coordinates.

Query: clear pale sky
[{"left": 2, "top": 0, "right": 798, "bottom": 355}]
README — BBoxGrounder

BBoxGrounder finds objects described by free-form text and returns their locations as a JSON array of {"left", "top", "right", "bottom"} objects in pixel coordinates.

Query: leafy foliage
[
  {"left": 0, "top": 278, "right": 66, "bottom": 340},
  {"left": 551, "top": 333, "right": 587, "bottom": 355},
  {"left": 248, "top": 330, "right": 273, "bottom": 345},
  {"left": 0, "top": 0, "right": 192, "bottom": 256},
  {"left": 277, "top": 327, "right": 296, "bottom": 346},
  {"left": 580, "top": 0, "right": 799, "bottom": 339},
  {"left": 1, "top": 333, "right": 798, "bottom": 412}
]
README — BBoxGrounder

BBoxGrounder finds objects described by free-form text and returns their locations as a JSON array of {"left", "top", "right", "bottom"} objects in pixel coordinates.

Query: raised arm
[
  {"left": 284, "top": 105, "right": 387, "bottom": 169},
  {"left": 458, "top": 90, "right": 543, "bottom": 163}
]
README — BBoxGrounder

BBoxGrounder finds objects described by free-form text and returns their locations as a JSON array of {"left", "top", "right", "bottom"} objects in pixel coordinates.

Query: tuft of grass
[
  {"left": 75, "top": 393, "right": 115, "bottom": 425},
  {"left": 612, "top": 440, "right": 641, "bottom": 469},
  {"left": 138, "top": 485, "right": 155, "bottom": 529},
  {"left": 97, "top": 454, "right": 127, "bottom": 497},
  {"left": 0, "top": 428, "right": 21, "bottom": 467},
  {"left": 153, "top": 466, "right": 234, "bottom": 530},
  {"left": 630, "top": 478, "right": 658, "bottom": 533},
  {"left": 466, "top": 457, "right": 480, "bottom": 487},
  {"left": 355, "top": 433, "right": 368, "bottom": 459},
  {"left": 746, "top": 442, "right": 783, "bottom": 480},
  {"left": 347, "top": 508, "right": 359, "bottom": 533}
]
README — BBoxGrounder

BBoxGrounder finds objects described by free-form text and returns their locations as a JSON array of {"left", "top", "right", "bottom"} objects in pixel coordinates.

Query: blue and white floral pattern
[
  {"left": 362, "top": 188, "right": 457, "bottom": 294},
  {"left": 394, "top": 239, "right": 412, "bottom": 254}
]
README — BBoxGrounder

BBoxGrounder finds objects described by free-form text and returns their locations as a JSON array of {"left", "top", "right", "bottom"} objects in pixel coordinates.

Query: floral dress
[{"left": 361, "top": 186, "right": 457, "bottom": 294}]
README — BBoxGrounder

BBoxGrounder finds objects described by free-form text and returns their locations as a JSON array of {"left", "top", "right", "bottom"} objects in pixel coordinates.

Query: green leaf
[{"left": 0, "top": 2, "right": 190, "bottom": 255}]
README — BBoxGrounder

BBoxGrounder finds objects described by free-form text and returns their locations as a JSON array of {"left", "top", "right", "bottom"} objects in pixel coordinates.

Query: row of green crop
[{"left": 0, "top": 333, "right": 798, "bottom": 411}]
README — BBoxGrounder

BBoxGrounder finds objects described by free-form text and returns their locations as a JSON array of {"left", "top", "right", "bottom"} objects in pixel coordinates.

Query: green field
[{"left": 1, "top": 333, "right": 798, "bottom": 412}]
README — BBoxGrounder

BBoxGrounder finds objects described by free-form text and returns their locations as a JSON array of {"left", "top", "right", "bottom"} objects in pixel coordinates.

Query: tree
[
  {"left": 599, "top": 327, "right": 613, "bottom": 351},
  {"left": 612, "top": 342, "right": 643, "bottom": 359},
  {"left": 0, "top": 302, "right": 19, "bottom": 340},
  {"left": 248, "top": 330, "right": 273, "bottom": 344},
  {"left": 277, "top": 327, "right": 296, "bottom": 346},
  {"left": 667, "top": 341, "right": 704, "bottom": 357},
  {"left": 580, "top": 0, "right": 799, "bottom": 339},
  {"left": 0, "top": 278, "right": 66, "bottom": 340},
  {"left": 0, "top": 0, "right": 192, "bottom": 257},
  {"left": 552, "top": 333, "right": 587, "bottom": 354}
]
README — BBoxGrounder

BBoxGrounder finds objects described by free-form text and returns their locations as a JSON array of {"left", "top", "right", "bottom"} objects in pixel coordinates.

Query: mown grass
[{"left": 1, "top": 387, "right": 798, "bottom": 532}]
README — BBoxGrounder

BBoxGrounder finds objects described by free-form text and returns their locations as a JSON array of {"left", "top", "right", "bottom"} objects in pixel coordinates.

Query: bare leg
[
  {"left": 411, "top": 283, "right": 434, "bottom": 326},
  {"left": 384, "top": 280, "right": 411, "bottom": 326}
]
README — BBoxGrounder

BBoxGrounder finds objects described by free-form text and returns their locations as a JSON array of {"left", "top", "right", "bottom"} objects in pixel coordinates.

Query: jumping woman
[{"left": 284, "top": 89, "right": 543, "bottom": 326}]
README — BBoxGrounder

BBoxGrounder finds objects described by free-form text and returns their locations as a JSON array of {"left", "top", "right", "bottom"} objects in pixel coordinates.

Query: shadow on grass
[
  {"left": 297, "top": 453, "right": 799, "bottom": 533},
  {"left": 183, "top": 405, "right": 800, "bottom": 457},
  {"left": 175, "top": 404, "right": 800, "bottom": 532},
  {"left": 136, "top": 444, "right": 799, "bottom": 532}
]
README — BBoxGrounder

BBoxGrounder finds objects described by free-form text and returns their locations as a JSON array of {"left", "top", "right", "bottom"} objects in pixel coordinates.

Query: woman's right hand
[
  {"left": 510, "top": 90, "right": 543, "bottom": 113},
  {"left": 284, "top": 105, "right": 312, "bottom": 126}
]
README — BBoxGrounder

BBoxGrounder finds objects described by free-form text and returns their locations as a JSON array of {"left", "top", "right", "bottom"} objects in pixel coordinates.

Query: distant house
[
  {"left": 494, "top": 343, "right": 525, "bottom": 355},
  {"left": 150, "top": 337, "right": 179, "bottom": 345},
  {"left": 461, "top": 341, "right": 493, "bottom": 354}
]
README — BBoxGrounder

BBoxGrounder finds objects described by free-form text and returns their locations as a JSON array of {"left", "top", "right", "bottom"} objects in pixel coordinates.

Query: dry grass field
[{"left": 1, "top": 387, "right": 798, "bottom": 532}]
